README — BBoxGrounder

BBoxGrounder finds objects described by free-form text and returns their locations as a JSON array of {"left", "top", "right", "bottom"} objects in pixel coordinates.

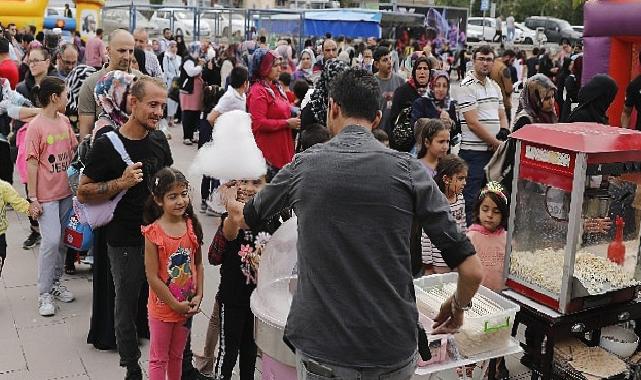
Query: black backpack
[{"left": 390, "top": 106, "right": 414, "bottom": 152}]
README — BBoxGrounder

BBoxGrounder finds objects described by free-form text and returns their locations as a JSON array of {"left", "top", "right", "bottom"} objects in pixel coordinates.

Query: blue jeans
[
  {"left": 296, "top": 351, "right": 417, "bottom": 380},
  {"left": 459, "top": 149, "right": 493, "bottom": 226}
]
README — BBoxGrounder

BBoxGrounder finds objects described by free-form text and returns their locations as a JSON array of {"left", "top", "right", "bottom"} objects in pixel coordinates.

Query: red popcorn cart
[{"left": 504, "top": 123, "right": 641, "bottom": 314}]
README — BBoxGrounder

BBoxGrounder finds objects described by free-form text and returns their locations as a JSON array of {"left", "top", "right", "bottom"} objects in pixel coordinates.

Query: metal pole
[{"left": 482, "top": 10, "right": 485, "bottom": 41}]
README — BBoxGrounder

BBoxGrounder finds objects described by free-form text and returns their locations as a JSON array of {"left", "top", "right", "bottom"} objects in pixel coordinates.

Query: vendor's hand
[
  {"left": 439, "top": 110, "right": 451, "bottom": 122},
  {"left": 186, "top": 295, "right": 202, "bottom": 317},
  {"left": 29, "top": 200, "right": 42, "bottom": 219},
  {"left": 198, "top": 58, "right": 206, "bottom": 66},
  {"left": 120, "top": 162, "right": 144, "bottom": 189},
  {"left": 584, "top": 217, "right": 612, "bottom": 234},
  {"left": 286, "top": 117, "right": 301, "bottom": 130},
  {"left": 171, "top": 300, "right": 191, "bottom": 315},
  {"left": 432, "top": 296, "right": 464, "bottom": 334}
]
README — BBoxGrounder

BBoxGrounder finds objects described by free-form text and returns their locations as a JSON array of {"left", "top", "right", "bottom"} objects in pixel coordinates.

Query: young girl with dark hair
[
  {"left": 25, "top": 76, "right": 78, "bottom": 316},
  {"left": 421, "top": 154, "right": 468, "bottom": 274},
  {"left": 416, "top": 118, "right": 450, "bottom": 177},
  {"left": 142, "top": 167, "right": 204, "bottom": 380},
  {"left": 468, "top": 181, "right": 509, "bottom": 291}
]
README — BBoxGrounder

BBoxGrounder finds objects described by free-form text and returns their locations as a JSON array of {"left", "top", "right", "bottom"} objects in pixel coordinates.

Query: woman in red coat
[{"left": 247, "top": 48, "right": 300, "bottom": 174}]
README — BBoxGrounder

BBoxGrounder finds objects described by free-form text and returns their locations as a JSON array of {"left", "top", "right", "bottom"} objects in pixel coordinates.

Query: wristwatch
[{"left": 452, "top": 293, "right": 473, "bottom": 312}]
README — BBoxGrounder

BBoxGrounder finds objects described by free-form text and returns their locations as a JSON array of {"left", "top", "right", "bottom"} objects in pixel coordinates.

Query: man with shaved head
[
  {"left": 77, "top": 29, "right": 142, "bottom": 139},
  {"left": 132, "top": 28, "right": 163, "bottom": 78}
]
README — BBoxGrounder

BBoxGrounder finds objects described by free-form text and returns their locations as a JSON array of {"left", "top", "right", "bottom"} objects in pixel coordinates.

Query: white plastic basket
[{"left": 414, "top": 273, "right": 520, "bottom": 357}]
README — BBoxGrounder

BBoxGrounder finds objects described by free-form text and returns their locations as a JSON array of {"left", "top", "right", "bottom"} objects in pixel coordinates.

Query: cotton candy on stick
[{"left": 190, "top": 110, "right": 267, "bottom": 181}]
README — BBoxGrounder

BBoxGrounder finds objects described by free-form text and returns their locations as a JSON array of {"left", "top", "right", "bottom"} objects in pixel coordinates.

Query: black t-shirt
[
  {"left": 217, "top": 212, "right": 284, "bottom": 306},
  {"left": 83, "top": 130, "right": 173, "bottom": 247},
  {"left": 625, "top": 75, "right": 641, "bottom": 130}
]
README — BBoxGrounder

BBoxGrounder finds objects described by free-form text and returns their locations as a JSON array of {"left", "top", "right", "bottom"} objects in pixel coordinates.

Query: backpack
[{"left": 390, "top": 106, "right": 415, "bottom": 152}]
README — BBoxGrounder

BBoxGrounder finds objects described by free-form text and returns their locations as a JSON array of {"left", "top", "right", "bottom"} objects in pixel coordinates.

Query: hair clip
[
  {"left": 154, "top": 178, "right": 159, "bottom": 187},
  {"left": 480, "top": 181, "right": 508, "bottom": 203}
]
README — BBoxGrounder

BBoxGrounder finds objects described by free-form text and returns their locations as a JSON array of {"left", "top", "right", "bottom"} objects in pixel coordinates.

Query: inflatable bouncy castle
[{"left": 583, "top": 0, "right": 641, "bottom": 128}]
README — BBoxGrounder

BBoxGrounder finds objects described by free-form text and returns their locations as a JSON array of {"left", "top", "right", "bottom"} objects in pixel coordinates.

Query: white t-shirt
[
  {"left": 456, "top": 72, "right": 504, "bottom": 151},
  {"left": 214, "top": 86, "right": 247, "bottom": 114}
]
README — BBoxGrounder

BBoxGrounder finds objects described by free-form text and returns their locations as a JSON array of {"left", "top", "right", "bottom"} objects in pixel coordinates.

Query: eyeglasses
[
  {"left": 61, "top": 59, "right": 77, "bottom": 66},
  {"left": 28, "top": 59, "right": 47, "bottom": 65},
  {"left": 475, "top": 57, "right": 494, "bottom": 63}
]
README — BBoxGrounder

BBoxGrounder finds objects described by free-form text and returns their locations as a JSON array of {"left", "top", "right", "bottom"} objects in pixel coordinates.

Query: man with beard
[
  {"left": 51, "top": 43, "right": 79, "bottom": 79},
  {"left": 78, "top": 76, "right": 173, "bottom": 380},
  {"left": 77, "top": 29, "right": 141, "bottom": 139},
  {"left": 455, "top": 45, "right": 508, "bottom": 225}
]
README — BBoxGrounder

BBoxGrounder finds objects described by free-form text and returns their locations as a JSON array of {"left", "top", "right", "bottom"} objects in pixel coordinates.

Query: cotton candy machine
[{"left": 250, "top": 215, "right": 298, "bottom": 379}]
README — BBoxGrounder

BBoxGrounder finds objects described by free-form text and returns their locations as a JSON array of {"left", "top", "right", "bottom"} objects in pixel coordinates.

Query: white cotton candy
[{"left": 189, "top": 110, "right": 267, "bottom": 180}]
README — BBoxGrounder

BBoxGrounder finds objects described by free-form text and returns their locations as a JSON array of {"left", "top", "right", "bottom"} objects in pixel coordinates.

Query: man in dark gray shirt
[{"left": 225, "top": 69, "right": 483, "bottom": 379}]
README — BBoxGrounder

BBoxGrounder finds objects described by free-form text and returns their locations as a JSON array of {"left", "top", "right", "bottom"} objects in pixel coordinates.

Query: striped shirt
[
  {"left": 456, "top": 71, "right": 504, "bottom": 151},
  {"left": 422, "top": 194, "right": 467, "bottom": 267}
]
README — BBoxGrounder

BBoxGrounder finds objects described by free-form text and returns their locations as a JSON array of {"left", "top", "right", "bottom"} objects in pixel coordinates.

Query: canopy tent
[{"left": 304, "top": 10, "right": 382, "bottom": 38}]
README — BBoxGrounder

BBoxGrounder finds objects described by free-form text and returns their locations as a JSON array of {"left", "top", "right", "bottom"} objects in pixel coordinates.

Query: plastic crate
[{"left": 414, "top": 273, "right": 520, "bottom": 356}]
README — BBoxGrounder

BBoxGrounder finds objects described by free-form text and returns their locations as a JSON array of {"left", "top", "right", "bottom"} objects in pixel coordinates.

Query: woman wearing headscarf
[
  {"left": 93, "top": 70, "right": 136, "bottom": 139},
  {"left": 87, "top": 70, "right": 150, "bottom": 351},
  {"left": 555, "top": 57, "right": 572, "bottom": 116},
  {"left": 301, "top": 58, "right": 349, "bottom": 128},
  {"left": 247, "top": 48, "right": 300, "bottom": 176},
  {"left": 65, "top": 65, "right": 96, "bottom": 132},
  {"left": 275, "top": 43, "right": 295, "bottom": 74},
  {"left": 389, "top": 56, "right": 432, "bottom": 134},
  {"left": 568, "top": 74, "right": 618, "bottom": 124},
  {"left": 292, "top": 48, "right": 317, "bottom": 85},
  {"left": 560, "top": 55, "right": 582, "bottom": 122},
  {"left": 162, "top": 41, "right": 182, "bottom": 128},
  {"left": 411, "top": 69, "right": 458, "bottom": 140},
  {"left": 501, "top": 74, "right": 557, "bottom": 194},
  {"left": 179, "top": 41, "right": 205, "bottom": 145}
]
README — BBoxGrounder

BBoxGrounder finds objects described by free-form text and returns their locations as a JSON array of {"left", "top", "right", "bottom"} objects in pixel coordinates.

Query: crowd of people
[{"left": 1, "top": 17, "right": 641, "bottom": 380}]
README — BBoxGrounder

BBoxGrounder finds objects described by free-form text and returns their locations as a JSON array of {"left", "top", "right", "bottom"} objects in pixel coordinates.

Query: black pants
[
  {"left": 107, "top": 244, "right": 146, "bottom": 368},
  {"left": 0, "top": 234, "right": 6, "bottom": 277},
  {"left": 182, "top": 110, "right": 200, "bottom": 141},
  {"left": 214, "top": 302, "right": 257, "bottom": 380}
]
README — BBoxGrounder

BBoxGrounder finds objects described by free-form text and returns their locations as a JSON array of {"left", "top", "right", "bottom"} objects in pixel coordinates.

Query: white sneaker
[
  {"left": 38, "top": 293, "right": 55, "bottom": 316},
  {"left": 51, "top": 282, "right": 74, "bottom": 303}
]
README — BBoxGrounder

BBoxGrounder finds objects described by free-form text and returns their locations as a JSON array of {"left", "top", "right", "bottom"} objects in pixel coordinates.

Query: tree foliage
[{"left": 434, "top": 0, "right": 585, "bottom": 25}]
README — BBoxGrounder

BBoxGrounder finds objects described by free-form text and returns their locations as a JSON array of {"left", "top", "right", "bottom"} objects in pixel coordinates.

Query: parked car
[
  {"left": 514, "top": 22, "right": 546, "bottom": 45},
  {"left": 466, "top": 17, "right": 499, "bottom": 42},
  {"left": 102, "top": 8, "right": 157, "bottom": 38},
  {"left": 572, "top": 25, "right": 584, "bottom": 37},
  {"left": 524, "top": 16, "right": 582, "bottom": 44},
  {"left": 152, "top": 9, "right": 211, "bottom": 39}
]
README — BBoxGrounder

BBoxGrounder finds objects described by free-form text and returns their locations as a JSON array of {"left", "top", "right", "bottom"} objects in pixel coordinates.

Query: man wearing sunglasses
[{"left": 455, "top": 45, "right": 509, "bottom": 225}]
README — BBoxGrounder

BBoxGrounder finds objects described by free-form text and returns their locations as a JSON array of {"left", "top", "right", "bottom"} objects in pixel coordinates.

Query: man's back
[{"left": 250, "top": 125, "right": 473, "bottom": 367}]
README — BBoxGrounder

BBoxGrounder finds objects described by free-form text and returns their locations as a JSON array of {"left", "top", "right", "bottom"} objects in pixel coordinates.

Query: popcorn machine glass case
[{"left": 505, "top": 123, "right": 641, "bottom": 314}]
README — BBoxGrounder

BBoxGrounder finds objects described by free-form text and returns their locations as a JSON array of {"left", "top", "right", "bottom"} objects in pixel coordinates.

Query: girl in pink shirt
[
  {"left": 466, "top": 182, "right": 509, "bottom": 292},
  {"left": 142, "top": 168, "right": 204, "bottom": 380},
  {"left": 25, "top": 76, "right": 78, "bottom": 317}
]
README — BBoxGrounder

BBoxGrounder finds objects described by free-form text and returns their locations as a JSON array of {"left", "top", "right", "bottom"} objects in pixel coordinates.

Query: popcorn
[{"left": 510, "top": 249, "right": 639, "bottom": 295}]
